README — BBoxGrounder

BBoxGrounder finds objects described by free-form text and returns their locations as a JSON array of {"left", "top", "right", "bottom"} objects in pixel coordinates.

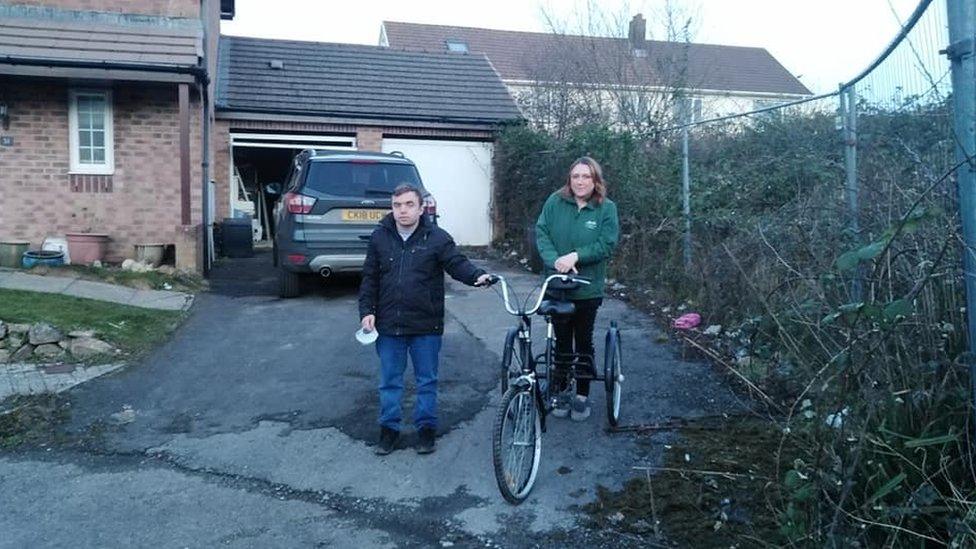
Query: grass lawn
[{"left": 0, "top": 289, "right": 184, "bottom": 356}]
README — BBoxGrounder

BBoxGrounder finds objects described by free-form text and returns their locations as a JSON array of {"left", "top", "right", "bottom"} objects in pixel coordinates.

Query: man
[{"left": 359, "top": 183, "right": 491, "bottom": 455}]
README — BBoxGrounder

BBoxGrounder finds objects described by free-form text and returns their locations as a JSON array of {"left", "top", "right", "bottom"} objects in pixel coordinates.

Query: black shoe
[
  {"left": 374, "top": 426, "right": 399, "bottom": 455},
  {"left": 416, "top": 427, "right": 436, "bottom": 455}
]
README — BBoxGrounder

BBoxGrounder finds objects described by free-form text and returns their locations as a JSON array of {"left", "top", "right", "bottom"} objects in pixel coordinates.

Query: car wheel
[{"left": 279, "top": 268, "right": 301, "bottom": 298}]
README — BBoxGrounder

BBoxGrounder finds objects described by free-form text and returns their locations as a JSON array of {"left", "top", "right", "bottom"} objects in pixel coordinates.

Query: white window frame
[{"left": 68, "top": 89, "right": 114, "bottom": 175}]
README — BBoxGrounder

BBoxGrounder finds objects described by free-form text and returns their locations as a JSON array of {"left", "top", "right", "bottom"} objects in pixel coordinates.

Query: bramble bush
[{"left": 493, "top": 100, "right": 975, "bottom": 545}]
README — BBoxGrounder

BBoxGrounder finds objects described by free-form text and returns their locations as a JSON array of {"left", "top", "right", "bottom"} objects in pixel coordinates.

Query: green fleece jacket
[{"left": 535, "top": 191, "right": 619, "bottom": 300}]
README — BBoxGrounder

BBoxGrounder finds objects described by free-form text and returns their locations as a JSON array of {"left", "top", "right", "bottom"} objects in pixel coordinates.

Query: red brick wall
[
  {"left": 212, "top": 118, "right": 231, "bottom": 221},
  {"left": 0, "top": 81, "right": 203, "bottom": 262},
  {"left": 9, "top": 0, "right": 200, "bottom": 17},
  {"left": 356, "top": 128, "right": 382, "bottom": 152}
]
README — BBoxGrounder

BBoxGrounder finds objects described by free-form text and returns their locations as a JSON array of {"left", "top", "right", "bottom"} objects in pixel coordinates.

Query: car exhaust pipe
[{"left": 318, "top": 267, "right": 333, "bottom": 278}]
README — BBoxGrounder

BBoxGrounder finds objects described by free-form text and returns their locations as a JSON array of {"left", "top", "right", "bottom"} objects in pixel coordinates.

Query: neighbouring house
[
  {"left": 380, "top": 16, "right": 812, "bottom": 130},
  {"left": 213, "top": 36, "right": 521, "bottom": 247},
  {"left": 0, "top": 0, "right": 235, "bottom": 272}
]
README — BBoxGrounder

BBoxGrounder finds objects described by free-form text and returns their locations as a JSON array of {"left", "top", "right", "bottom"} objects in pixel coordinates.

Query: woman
[{"left": 535, "top": 156, "right": 620, "bottom": 421}]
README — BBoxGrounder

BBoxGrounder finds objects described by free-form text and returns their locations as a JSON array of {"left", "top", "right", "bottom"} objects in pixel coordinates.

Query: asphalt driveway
[{"left": 0, "top": 249, "right": 743, "bottom": 547}]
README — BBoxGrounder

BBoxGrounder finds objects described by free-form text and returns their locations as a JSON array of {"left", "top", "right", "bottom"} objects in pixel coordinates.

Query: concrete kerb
[
  {"left": 0, "top": 270, "right": 193, "bottom": 312},
  {"left": 0, "top": 362, "right": 126, "bottom": 400}
]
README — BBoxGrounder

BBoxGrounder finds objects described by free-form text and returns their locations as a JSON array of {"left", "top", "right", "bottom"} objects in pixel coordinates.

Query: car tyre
[{"left": 279, "top": 268, "right": 301, "bottom": 298}]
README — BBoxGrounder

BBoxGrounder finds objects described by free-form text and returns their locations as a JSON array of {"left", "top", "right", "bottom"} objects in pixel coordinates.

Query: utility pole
[{"left": 945, "top": 0, "right": 976, "bottom": 434}]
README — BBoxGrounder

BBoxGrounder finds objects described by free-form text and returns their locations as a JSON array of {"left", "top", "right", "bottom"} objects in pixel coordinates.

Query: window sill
[{"left": 69, "top": 170, "right": 115, "bottom": 176}]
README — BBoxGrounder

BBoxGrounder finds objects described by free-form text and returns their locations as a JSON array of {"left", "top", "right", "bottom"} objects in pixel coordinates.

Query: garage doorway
[{"left": 229, "top": 133, "right": 356, "bottom": 245}]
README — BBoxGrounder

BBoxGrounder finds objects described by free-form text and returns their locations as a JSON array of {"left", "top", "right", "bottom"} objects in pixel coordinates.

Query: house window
[
  {"left": 69, "top": 89, "right": 114, "bottom": 175},
  {"left": 692, "top": 97, "right": 703, "bottom": 123},
  {"left": 445, "top": 39, "right": 468, "bottom": 53}
]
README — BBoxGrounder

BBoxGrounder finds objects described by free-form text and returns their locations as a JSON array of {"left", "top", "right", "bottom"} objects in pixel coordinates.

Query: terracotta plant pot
[
  {"left": 65, "top": 232, "right": 109, "bottom": 265},
  {"left": 0, "top": 241, "right": 30, "bottom": 268},
  {"left": 134, "top": 243, "right": 166, "bottom": 267}
]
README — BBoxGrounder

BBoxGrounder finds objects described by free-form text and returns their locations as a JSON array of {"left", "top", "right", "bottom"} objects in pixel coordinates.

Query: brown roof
[
  {"left": 383, "top": 21, "right": 811, "bottom": 96},
  {"left": 0, "top": 6, "right": 202, "bottom": 83}
]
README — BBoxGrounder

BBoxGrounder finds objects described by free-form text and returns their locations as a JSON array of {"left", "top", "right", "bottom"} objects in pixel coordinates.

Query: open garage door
[
  {"left": 381, "top": 138, "right": 493, "bottom": 246},
  {"left": 228, "top": 133, "right": 356, "bottom": 245}
]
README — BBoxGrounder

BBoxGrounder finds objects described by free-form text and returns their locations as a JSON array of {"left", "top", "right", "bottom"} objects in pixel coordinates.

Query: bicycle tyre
[
  {"left": 604, "top": 324, "right": 623, "bottom": 427},
  {"left": 500, "top": 327, "right": 526, "bottom": 394},
  {"left": 492, "top": 385, "right": 542, "bottom": 504}
]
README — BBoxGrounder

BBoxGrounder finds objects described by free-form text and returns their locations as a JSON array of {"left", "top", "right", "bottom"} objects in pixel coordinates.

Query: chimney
[{"left": 629, "top": 14, "right": 647, "bottom": 57}]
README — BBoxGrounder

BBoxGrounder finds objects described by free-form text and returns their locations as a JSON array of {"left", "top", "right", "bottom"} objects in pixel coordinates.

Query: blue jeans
[{"left": 376, "top": 334, "right": 442, "bottom": 431}]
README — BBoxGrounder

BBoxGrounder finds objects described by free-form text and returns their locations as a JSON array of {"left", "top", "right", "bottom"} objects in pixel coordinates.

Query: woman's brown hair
[{"left": 559, "top": 156, "right": 606, "bottom": 205}]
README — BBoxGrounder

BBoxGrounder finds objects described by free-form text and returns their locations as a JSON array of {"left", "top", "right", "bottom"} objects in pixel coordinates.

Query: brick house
[
  {"left": 0, "top": 0, "right": 233, "bottom": 272},
  {"left": 0, "top": 2, "right": 520, "bottom": 270}
]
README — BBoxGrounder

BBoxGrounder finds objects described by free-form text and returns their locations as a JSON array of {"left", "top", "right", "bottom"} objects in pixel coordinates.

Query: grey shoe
[
  {"left": 570, "top": 395, "right": 591, "bottom": 422},
  {"left": 550, "top": 393, "right": 570, "bottom": 418}
]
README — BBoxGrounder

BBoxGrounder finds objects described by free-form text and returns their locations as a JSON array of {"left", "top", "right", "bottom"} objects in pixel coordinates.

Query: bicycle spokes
[{"left": 501, "top": 391, "right": 537, "bottom": 493}]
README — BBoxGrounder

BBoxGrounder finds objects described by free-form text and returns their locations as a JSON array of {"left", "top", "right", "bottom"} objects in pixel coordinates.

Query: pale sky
[{"left": 221, "top": 0, "right": 937, "bottom": 95}]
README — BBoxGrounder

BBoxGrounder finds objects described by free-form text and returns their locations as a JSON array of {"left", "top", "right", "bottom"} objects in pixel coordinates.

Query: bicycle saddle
[
  {"left": 547, "top": 278, "right": 581, "bottom": 291},
  {"left": 538, "top": 299, "right": 576, "bottom": 316}
]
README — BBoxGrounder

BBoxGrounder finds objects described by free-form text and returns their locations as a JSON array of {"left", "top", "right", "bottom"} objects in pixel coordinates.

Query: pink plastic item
[{"left": 672, "top": 313, "right": 702, "bottom": 330}]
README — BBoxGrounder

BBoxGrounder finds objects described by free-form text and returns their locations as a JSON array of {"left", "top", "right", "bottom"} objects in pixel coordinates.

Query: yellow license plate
[{"left": 341, "top": 209, "right": 387, "bottom": 222}]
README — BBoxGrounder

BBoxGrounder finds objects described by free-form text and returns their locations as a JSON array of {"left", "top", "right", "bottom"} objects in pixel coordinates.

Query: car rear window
[{"left": 302, "top": 161, "right": 422, "bottom": 197}]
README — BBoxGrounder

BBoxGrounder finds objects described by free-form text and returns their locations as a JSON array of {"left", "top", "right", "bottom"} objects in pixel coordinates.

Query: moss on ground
[
  {"left": 586, "top": 417, "right": 795, "bottom": 547},
  {"left": 0, "top": 394, "right": 71, "bottom": 448}
]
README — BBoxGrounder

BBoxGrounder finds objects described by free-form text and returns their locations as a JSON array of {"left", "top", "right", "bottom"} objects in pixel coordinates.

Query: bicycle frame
[{"left": 490, "top": 274, "right": 603, "bottom": 431}]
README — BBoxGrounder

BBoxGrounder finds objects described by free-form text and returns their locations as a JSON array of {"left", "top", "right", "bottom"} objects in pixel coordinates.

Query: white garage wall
[{"left": 382, "top": 138, "right": 493, "bottom": 246}]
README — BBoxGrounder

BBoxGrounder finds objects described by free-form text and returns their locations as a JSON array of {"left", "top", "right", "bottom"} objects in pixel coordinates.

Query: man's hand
[
  {"left": 475, "top": 273, "right": 493, "bottom": 287},
  {"left": 361, "top": 314, "right": 376, "bottom": 332},
  {"left": 554, "top": 252, "right": 579, "bottom": 274}
]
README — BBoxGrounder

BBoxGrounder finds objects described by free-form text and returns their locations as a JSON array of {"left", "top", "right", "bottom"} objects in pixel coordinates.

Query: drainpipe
[{"left": 200, "top": 0, "right": 212, "bottom": 277}]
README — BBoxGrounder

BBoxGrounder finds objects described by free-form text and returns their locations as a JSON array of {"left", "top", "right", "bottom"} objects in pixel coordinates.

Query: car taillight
[
  {"left": 287, "top": 254, "right": 307, "bottom": 265},
  {"left": 423, "top": 194, "right": 437, "bottom": 217},
  {"left": 285, "top": 192, "right": 316, "bottom": 214}
]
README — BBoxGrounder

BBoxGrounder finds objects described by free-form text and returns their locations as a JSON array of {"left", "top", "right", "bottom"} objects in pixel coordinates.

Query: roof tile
[{"left": 216, "top": 35, "right": 522, "bottom": 124}]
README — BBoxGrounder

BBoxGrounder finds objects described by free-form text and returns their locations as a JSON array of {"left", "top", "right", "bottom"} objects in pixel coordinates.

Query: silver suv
[{"left": 272, "top": 149, "right": 436, "bottom": 298}]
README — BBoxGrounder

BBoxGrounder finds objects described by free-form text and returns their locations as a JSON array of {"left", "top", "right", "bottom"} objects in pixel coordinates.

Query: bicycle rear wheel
[
  {"left": 604, "top": 324, "right": 623, "bottom": 427},
  {"left": 492, "top": 385, "right": 542, "bottom": 504}
]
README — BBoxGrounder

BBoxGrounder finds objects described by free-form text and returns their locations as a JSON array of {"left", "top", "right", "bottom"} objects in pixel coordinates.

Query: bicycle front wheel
[
  {"left": 492, "top": 385, "right": 542, "bottom": 504},
  {"left": 500, "top": 327, "right": 526, "bottom": 394}
]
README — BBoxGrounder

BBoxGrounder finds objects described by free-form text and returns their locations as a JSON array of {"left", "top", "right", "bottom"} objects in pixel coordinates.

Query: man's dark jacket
[{"left": 358, "top": 214, "right": 486, "bottom": 336}]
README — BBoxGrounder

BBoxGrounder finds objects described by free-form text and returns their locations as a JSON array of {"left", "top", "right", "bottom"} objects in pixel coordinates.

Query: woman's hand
[{"left": 554, "top": 252, "right": 579, "bottom": 274}]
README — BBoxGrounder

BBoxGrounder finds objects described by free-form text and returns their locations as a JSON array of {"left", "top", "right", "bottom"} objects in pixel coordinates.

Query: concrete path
[
  {"left": 0, "top": 269, "right": 193, "bottom": 311},
  {"left": 0, "top": 362, "right": 125, "bottom": 400}
]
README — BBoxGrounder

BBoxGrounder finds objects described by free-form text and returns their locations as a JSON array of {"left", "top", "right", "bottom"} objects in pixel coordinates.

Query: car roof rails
[{"left": 388, "top": 150, "right": 405, "bottom": 158}]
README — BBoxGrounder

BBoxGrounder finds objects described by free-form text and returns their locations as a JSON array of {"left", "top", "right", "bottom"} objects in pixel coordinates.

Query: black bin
[{"left": 221, "top": 217, "right": 254, "bottom": 258}]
